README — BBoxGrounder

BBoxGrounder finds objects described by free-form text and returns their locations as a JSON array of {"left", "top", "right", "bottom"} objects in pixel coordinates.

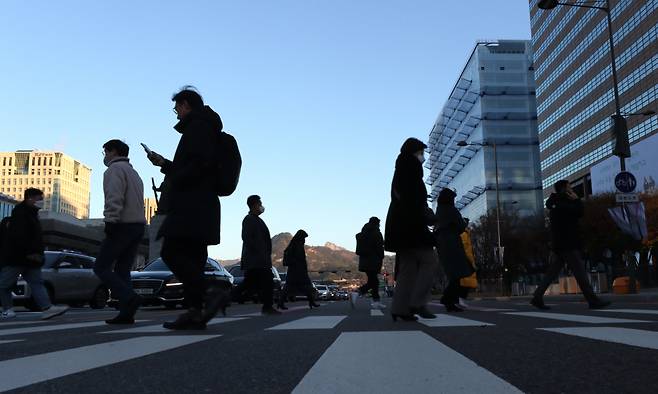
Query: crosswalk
[{"left": 0, "top": 306, "right": 657, "bottom": 392}]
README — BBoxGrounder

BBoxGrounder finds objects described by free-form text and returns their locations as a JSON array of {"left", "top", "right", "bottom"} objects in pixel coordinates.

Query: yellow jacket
[{"left": 460, "top": 230, "right": 478, "bottom": 288}]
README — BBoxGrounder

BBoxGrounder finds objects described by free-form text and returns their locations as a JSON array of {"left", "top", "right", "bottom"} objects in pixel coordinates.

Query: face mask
[
  {"left": 34, "top": 200, "right": 45, "bottom": 209},
  {"left": 103, "top": 157, "right": 112, "bottom": 167},
  {"left": 416, "top": 153, "right": 425, "bottom": 164},
  {"left": 258, "top": 206, "right": 265, "bottom": 214}
]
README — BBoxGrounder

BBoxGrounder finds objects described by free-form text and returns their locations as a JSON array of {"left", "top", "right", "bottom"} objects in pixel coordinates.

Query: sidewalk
[{"left": 469, "top": 287, "right": 658, "bottom": 303}]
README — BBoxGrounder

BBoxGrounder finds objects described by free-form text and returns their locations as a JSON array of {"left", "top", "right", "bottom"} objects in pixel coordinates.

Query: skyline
[{"left": 0, "top": 1, "right": 533, "bottom": 259}]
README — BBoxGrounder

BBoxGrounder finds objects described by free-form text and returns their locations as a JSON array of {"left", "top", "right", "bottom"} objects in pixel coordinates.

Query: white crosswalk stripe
[
  {"left": 0, "top": 335, "right": 220, "bottom": 392},
  {"left": 419, "top": 314, "right": 494, "bottom": 327},
  {"left": 503, "top": 311, "right": 648, "bottom": 324},
  {"left": 100, "top": 317, "right": 248, "bottom": 334},
  {"left": 539, "top": 327, "right": 658, "bottom": 350},
  {"left": 370, "top": 309, "right": 384, "bottom": 316},
  {"left": 0, "top": 339, "right": 23, "bottom": 345},
  {"left": 293, "top": 331, "right": 522, "bottom": 394},
  {"left": 0, "top": 321, "right": 112, "bottom": 336},
  {"left": 592, "top": 309, "right": 658, "bottom": 316},
  {"left": 267, "top": 316, "right": 346, "bottom": 330}
]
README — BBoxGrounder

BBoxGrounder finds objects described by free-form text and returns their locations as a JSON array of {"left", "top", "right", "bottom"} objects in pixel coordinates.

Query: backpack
[
  {"left": 355, "top": 232, "right": 365, "bottom": 256},
  {"left": 215, "top": 131, "right": 242, "bottom": 197}
]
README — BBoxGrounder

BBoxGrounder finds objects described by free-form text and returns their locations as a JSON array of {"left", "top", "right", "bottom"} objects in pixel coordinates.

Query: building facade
[
  {"left": 144, "top": 198, "right": 157, "bottom": 225},
  {"left": 0, "top": 193, "right": 18, "bottom": 220},
  {"left": 529, "top": 0, "right": 658, "bottom": 198},
  {"left": 426, "top": 40, "right": 543, "bottom": 221},
  {"left": 0, "top": 151, "right": 92, "bottom": 219}
]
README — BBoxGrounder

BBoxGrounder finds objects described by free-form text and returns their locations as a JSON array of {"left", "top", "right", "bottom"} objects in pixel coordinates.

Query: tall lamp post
[
  {"left": 457, "top": 140, "right": 503, "bottom": 268},
  {"left": 536, "top": 0, "right": 631, "bottom": 166}
]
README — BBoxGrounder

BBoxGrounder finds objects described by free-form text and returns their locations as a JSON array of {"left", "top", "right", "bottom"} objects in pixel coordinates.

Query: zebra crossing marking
[
  {"left": 592, "top": 309, "right": 658, "bottom": 316},
  {"left": 503, "top": 312, "right": 648, "bottom": 324},
  {"left": 539, "top": 327, "right": 658, "bottom": 350},
  {"left": 370, "top": 309, "right": 384, "bottom": 316},
  {"left": 419, "top": 314, "right": 494, "bottom": 327},
  {"left": 292, "top": 331, "right": 522, "bottom": 394},
  {"left": 0, "top": 339, "right": 23, "bottom": 345},
  {"left": 100, "top": 317, "right": 248, "bottom": 334},
  {"left": 0, "top": 335, "right": 220, "bottom": 392},
  {"left": 267, "top": 316, "right": 346, "bottom": 330}
]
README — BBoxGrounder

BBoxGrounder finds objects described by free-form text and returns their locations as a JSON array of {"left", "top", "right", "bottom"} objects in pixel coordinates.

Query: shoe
[
  {"left": 445, "top": 304, "right": 464, "bottom": 313},
  {"left": 458, "top": 298, "right": 469, "bottom": 309},
  {"left": 530, "top": 298, "right": 551, "bottom": 310},
  {"left": 589, "top": 300, "right": 611, "bottom": 310},
  {"left": 262, "top": 307, "right": 282, "bottom": 315},
  {"left": 202, "top": 287, "right": 230, "bottom": 323},
  {"left": 350, "top": 292, "right": 358, "bottom": 309},
  {"left": 277, "top": 304, "right": 289, "bottom": 310},
  {"left": 105, "top": 315, "right": 135, "bottom": 325},
  {"left": 309, "top": 302, "right": 321, "bottom": 309},
  {"left": 410, "top": 306, "right": 437, "bottom": 319},
  {"left": 1, "top": 309, "right": 17, "bottom": 319},
  {"left": 391, "top": 313, "right": 418, "bottom": 322},
  {"left": 41, "top": 305, "right": 69, "bottom": 320},
  {"left": 163, "top": 309, "right": 206, "bottom": 330},
  {"left": 371, "top": 301, "right": 386, "bottom": 310}
]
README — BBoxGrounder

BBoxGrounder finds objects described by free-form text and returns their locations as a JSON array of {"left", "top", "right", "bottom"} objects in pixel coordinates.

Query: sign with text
[{"left": 615, "top": 193, "right": 640, "bottom": 203}]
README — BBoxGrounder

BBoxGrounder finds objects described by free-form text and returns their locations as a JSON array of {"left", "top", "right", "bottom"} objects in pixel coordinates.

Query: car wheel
[{"left": 89, "top": 286, "right": 109, "bottom": 309}]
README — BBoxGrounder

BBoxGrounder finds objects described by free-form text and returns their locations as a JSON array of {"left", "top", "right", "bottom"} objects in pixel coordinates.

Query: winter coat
[
  {"left": 103, "top": 157, "right": 146, "bottom": 224},
  {"left": 158, "top": 106, "right": 222, "bottom": 245},
  {"left": 546, "top": 192, "right": 584, "bottom": 251},
  {"left": 283, "top": 239, "right": 312, "bottom": 289},
  {"left": 358, "top": 222, "right": 384, "bottom": 272},
  {"left": 1, "top": 202, "right": 44, "bottom": 268},
  {"left": 384, "top": 140, "right": 435, "bottom": 252},
  {"left": 240, "top": 213, "right": 272, "bottom": 270},
  {"left": 434, "top": 204, "right": 473, "bottom": 281}
]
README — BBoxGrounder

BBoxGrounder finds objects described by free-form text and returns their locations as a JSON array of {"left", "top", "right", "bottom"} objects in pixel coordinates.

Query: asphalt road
[{"left": 1, "top": 297, "right": 657, "bottom": 393}]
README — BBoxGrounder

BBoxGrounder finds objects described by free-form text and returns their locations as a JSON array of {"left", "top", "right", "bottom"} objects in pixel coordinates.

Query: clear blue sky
[{"left": 0, "top": 1, "right": 531, "bottom": 259}]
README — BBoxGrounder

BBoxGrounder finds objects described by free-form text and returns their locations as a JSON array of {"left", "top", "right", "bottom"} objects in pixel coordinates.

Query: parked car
[
  {"left": 119, "top": 258, "right": 233, "bottom": 309},
  {"left": 226, "top": 264, "right": 282, "bottom": 303},
  {"left": 12, "top": 251, "right": 108, "bottom": 310}
]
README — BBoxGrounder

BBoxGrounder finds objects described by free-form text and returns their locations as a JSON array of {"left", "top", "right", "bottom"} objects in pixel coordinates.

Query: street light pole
[{"left": 493, "top": 142, "right": 502, "bottom": 258}]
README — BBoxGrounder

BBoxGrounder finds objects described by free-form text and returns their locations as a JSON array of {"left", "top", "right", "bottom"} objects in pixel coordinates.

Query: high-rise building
[
  {"left": 0, "top": 151, "right": 92, "bottom": 219},
  {"left": 529, "top": 0, "right": 657, "bottom": 198},
  {"left": 426, "top": 40, "right": 543, "bottom": 220},
  {"left": 144, "top": 197, "right": 157, "bottom": 225}
]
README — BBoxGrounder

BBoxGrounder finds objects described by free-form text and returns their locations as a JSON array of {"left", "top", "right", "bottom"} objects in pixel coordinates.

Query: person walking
[
  {"left": 458, "top": 228, "right": 478, "bottom": 309},
  {"left": 434, "top": 188, "right": 474, "bottom": 313},
  {"left": 147, "top": 87, "right": 229, "bottom": 329},
  {"left": 0, "top": 188, "right": 68, "bottom": 320},
  {"left": 385, "top": 138, "right": 438, "bottom": 321},
  {"left": 278, "top": 230, "right": 320, "bottom": 309},
  {"left": 531, "top": 180, "right": 610, "bottom": 310},
  {"left": 232, "top": 195, "right": 280, "bottom": 315},
  {"left": 94, "top": 140, "right": 146, "bottom": 324},
  {"left": 352, "top": 217, "right": 386, "bottom": 309}
]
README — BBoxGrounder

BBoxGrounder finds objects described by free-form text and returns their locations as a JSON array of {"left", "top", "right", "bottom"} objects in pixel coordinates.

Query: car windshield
[
  {"left": 142, "top": 259, "right": 170, "bottom": 272},
  {"left": 316, "top": 285, "right": 328, "bottom": 290}
]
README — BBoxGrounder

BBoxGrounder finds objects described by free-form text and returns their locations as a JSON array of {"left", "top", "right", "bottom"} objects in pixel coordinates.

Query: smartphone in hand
[{"left": 140, "top": 143, "right": 153, "bottom": 155}]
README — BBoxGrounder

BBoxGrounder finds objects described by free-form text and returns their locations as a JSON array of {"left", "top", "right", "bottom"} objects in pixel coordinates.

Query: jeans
[
  {"left": 161, "top": 237, "right": 208, "bottom": 310},
  {"left": 232, "top": 267, "right": 274, "bottom": 309},
  {"left": 93, "top": 223, "right": 144, "bottom": 310},
  {"left": 358, "top": 271, "right": 380, "bottom": 301},
  {"left": 0, "top": 266, "right": 52, "bottom": 311}
]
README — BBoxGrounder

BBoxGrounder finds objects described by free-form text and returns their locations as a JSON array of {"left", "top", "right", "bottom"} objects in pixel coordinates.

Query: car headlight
[{"left": 165, "top": 277, "right": 183, "bottom": 287}]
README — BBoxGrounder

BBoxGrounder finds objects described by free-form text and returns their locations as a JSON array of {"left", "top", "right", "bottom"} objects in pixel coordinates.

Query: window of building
[
  {"left": 480, "top": 66, "right": 485, "bottom": 70},
  {"left": 31, "top": 158, "right": 35, "bottom": 166},
  {"left": 500, "top": 66, "right": 505, "bottom": 70}
]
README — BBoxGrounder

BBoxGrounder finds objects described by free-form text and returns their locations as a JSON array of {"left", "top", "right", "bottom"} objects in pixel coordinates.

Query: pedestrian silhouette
[
  {"left": 352, "top": 217, "right": 385, "bottom": 309},
  {"left": 94, "top": 139, "right": 146, "bottom": 324},
  {"left": 232, "top": 195, "right": 281, "bottom": 315},
  {"left": 146, "top": 86, "right": 230, "bottom": 330},
  {"left": 531, "top": 180, "right": 610, "bottom": 310},
  {"left": 278, "top": 230, "right": 320, "bottom": 309},
  {"left": 0, "top": 188, "right": 69, "bottom": 320},
  {"left": 434, "top": 188, "right": 473, "bottom": 313},
  {"left": 385, "top": 138, "right": 438, "bottom": 321}
]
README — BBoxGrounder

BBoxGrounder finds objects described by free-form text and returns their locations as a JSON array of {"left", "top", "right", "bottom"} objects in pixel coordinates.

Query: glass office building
[
  {"left": 426, "top": 40, "right": 543, "bottom": 221},
  {"left": 529, "top": 0, "right": 657, "bottom": 198}
]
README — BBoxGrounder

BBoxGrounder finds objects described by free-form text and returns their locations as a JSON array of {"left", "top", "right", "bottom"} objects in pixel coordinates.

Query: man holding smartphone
[
  {"left": 530, "top": 180, "right": 610, "bottom": 310},
  {"left": 146, "top": 86, "right": 226, "bottom": 330}
]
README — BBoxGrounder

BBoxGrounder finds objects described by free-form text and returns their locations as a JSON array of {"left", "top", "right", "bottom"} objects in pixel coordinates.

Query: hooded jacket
[
  {"left": 103, "top": 157, "right": 146, "bottom": 224},
  {"left": 358, "top": 220, "right": 384, "bottom": 272},
  {"left": 546, "top": 192, "right": 584, "bottom": 251},
  {"left": 157, "top": 106, "right": 223, "bottom": 245},
  {"left": 1, "top": 202, "right": 44, "bottom": 267},
  {"left": 384, "top": 138, "right": 434, "bottom": 252}
]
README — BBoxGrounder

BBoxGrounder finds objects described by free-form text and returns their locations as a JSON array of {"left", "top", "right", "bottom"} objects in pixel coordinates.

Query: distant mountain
[{"left": 220, "top": 232, "right": 395, "bottom": 281}]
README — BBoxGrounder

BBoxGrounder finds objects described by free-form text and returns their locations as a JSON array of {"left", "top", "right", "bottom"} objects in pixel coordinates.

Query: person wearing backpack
[
  {"left": 0, "top": 188, "right": 68, "bottom": 320},
  {"left": 147, "top": 86, "right": 233, "bottom": 330},
  {"left": 351, "top": 217, "right": 385, "bottom": 309}
]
